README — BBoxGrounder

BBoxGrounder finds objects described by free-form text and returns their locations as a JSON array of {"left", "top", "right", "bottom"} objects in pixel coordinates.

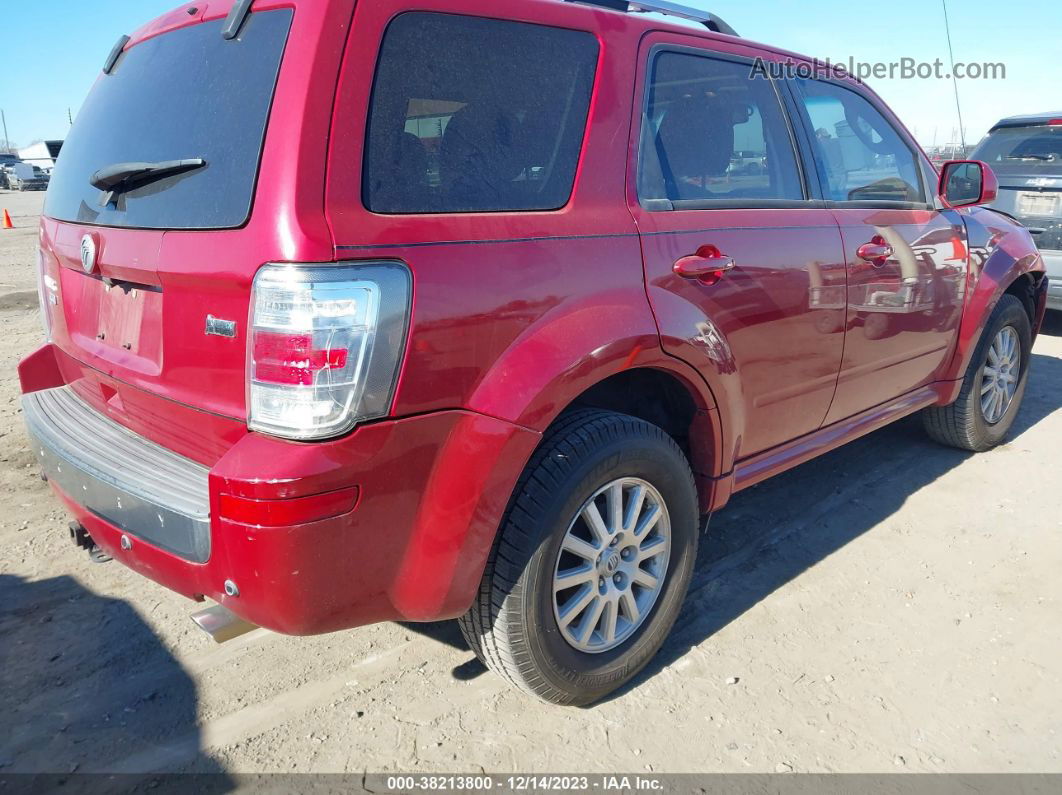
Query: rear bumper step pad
[{"left": 23, "top": 386, "right": 212, "bottom": 563}]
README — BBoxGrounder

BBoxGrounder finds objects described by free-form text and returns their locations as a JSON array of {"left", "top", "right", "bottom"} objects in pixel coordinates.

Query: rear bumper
[
  {"left": 24, "top": 387, "right": 212, "bottom": 563},
  {"left": 22, "top": 380, "right": 540, "bottom": 636},
  {"left": 1043, "top": 250, "right": 1062, "bottom": 310}
]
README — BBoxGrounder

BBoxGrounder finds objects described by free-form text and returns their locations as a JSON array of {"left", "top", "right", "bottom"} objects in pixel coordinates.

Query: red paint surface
[
  {"left": 51, "top": 411, "right": 538, "bottom": 634},
  {"left": 20, "top": 0, "right": 1045, "bottom": 634}
]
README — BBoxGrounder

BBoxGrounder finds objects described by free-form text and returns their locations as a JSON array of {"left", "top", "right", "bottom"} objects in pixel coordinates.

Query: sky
[{"left": 0, "top": 0, "right": 1059, "bottom": 151}]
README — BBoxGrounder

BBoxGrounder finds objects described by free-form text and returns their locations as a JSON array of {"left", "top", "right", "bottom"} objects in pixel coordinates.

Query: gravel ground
[{"left": 0, "top": 189, "right": 1060, "bottom": 777}]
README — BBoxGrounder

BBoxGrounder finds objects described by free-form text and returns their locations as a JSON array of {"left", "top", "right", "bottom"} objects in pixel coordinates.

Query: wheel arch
[
  {"left": 530, "top": 364, "right": 725, "bottom": 514},
  {"left": 1003, "top": 270, "right": 1046, "bottom": 333},
  {"left": 940, "top": 209, "right": 1047, "bottom": 388},
  {"left": 462, "top": 291, "right": 735, "bottom": 517},
  {"left": 431, "top": 361, "right": 726, "bottom": 632}
]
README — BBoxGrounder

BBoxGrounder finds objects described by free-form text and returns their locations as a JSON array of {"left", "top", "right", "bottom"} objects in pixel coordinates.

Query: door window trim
[
  {"left": 785, "top": 74, "right": 937, "bottom": 211},
  {"left": 636, "top": 44, "right": 821, "bottom": 212}
]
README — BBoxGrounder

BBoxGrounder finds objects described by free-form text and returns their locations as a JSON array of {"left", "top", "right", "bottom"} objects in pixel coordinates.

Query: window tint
[
  {"left": 44, "top": 11, "right": 292, "bottom": 230},
  {"left": 364, "top": 13, "right": 598, "bottom": 214},
  {"left": 793, "top": 79, "right": 925, "bottom": 204},
  {"left": 640, "top": 52, "right": 803, "bottom": 205}
]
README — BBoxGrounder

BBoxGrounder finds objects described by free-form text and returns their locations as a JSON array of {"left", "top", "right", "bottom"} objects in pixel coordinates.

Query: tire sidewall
[
  {"left": 969, "top": 295, "right": 1032, "bottom": 445},
  {"left": 517, "top": 429, "right": 698, "bottom": 702}
]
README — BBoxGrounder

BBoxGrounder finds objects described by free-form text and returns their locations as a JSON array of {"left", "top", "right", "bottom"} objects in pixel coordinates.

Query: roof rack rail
[{"left": 565, "top": 0, "right": 739, "bottom": 37}]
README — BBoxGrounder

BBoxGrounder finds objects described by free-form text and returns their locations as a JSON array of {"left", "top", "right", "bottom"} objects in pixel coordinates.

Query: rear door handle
[
  {"left": 857, "top": 237, "right": 894, "bottom": 267},
  {"left": 674, "top": 246, "right": 736, "bottom": 284}
]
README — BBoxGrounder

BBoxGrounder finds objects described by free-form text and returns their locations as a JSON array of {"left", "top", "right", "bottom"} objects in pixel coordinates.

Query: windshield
[
  {"left": 44, "top": 10, "right": 292, "bottom": 230},
  {"left": 971, "top": 125, "right": 1062, "bottom": 177}
]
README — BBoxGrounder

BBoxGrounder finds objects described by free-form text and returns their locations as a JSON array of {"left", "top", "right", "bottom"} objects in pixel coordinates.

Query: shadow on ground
[
  {"left": 395, "top": 620, "right": 485, "bottom": 680},
  {"left": 0, "top": 572, "right": 231, "bottom": 784}
]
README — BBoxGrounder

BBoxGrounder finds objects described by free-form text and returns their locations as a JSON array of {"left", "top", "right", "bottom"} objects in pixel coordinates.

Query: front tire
[
  {"left": 458, "top": 409, "right": 699, "bottom": 706},
  {"left": 922, "top": 293, "right": 1031, "bottom": 451}
]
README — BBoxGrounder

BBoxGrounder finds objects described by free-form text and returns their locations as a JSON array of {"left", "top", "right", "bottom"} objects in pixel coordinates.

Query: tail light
[
  {"left": 249, "top": 262, "right": 411, "bottom": 441},
  {"left": 35, "top": 248, "right": 55, "bottom": 341}
]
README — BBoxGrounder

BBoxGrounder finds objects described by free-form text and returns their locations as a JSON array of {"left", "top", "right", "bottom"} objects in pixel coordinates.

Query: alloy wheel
[
  {"left": 981, "top": 326, "right": 1020, "bottom": 424},
  {"left": 552, "top": 478, "right": 671, "bottom": 653}
]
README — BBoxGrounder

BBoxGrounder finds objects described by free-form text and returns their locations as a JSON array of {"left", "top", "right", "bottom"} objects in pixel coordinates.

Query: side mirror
[{"left": 938, "top": 160, "right": 998, "bottom": 208}]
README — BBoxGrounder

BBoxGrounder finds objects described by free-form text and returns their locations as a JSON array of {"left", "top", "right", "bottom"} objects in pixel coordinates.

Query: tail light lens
[
  {"left": 35, "top": 248, "right": 54, "bottom": 341},
  {"left": 249, "top": 262, "right": 411, "bottom": 440}
]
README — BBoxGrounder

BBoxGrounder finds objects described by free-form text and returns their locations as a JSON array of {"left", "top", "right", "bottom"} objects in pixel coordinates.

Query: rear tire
[
  {"left": 922, "top": 294, "right": 1031, "bottom": 452},
  {"left": 458, "top": 409, "right": 699, "bottom": 706}
]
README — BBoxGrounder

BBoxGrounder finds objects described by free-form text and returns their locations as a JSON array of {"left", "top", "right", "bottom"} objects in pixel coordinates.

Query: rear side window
[
  {"left": 44, "top": 11, "right": 292, "bottom": 230},
  {"left": 363, "top": 13, "right": 598, "bottom": 214},
  {"left": 792, "top": 79, "right": 926, "bottom": 204},
  {"left": 640, "top": 51, "right": 804, "bottom": 205}
]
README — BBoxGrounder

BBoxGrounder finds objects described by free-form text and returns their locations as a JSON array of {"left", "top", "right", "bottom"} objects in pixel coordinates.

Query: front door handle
[
  {"left": 674, "top": 246, "right": 736, "bottom": 285},
  {"left": 857, "top": 236, "right": 894, "bottom": 267}
]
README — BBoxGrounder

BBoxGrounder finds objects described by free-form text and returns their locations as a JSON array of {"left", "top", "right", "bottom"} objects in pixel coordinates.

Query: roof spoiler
[
  {"left": 104, "top": 0, "right": 254, "bottom": 75},
  {"left": 564, "top": 0, "right": 739, "bottom": 36}
]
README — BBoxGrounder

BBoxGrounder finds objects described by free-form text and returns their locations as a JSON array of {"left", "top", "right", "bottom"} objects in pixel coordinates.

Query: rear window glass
[
  {"left": 971, "top": 125, "right": 1062, "bottom": 177},
  {"left": 363, "top": 13, "right": 598, "bottom": 215},
  {"left": 44, "top": 10, "right": 292, "bottom": 231}
]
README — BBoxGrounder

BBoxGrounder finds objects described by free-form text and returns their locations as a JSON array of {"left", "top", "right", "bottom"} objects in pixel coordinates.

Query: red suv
[{"left": 20, "top": 0, "right": 1048, "bottom": 705}]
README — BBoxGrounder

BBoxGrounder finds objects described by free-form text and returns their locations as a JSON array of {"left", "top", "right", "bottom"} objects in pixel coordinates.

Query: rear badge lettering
[{"left": 205, "top": 315, "right": 238, "bottom": 338}]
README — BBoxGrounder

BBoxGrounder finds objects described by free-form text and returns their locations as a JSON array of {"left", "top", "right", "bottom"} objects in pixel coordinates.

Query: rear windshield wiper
[{"left": 90, "top": 158, "right": 207, "bottom": 205}]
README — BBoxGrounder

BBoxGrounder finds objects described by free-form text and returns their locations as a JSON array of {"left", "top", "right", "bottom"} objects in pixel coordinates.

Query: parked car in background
[
  {"left": 0, "top": 155, "right": 21, "bottom": 189},
  {"left": 728, "top": 149, "right": 766, "bottom": 175},
  {"left": 19, "top": 0, "right": 1048, "bottom": 706},
  {"left": 970, "top": 113, "right": 1062, "bottom": 310},
  {"left": 1, "top": 163, "right": 18, "bottom": 190},
  {"left": 2, "top": 160, "right": 49, "bottom": 191}
]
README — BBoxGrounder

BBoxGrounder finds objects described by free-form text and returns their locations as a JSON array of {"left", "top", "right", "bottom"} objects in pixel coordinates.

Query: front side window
[
  {"left": 793, "top": 79, "right": 926, "bottom": 204},
  {"left": 363, "top": 13, "right": 598, "bottom": 214},
  {"left": 640, "top": 51, "right": 804, "bottom": 205}
]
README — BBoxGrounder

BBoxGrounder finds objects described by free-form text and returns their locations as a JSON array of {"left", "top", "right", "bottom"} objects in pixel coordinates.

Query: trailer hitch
[{"left": 69, "top": 521, "right": 112, "bottom": 564}]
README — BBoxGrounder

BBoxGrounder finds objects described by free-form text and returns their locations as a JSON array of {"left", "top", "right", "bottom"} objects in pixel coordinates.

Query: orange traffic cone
[
  {"left": 950, "top": 235, "right": 967, "bottom": 262},
  {"left": 2, "top": 209, "right": 12, "bottom": 229}
]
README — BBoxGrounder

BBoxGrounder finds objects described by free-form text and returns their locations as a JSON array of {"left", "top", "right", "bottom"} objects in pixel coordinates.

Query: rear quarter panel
[{"left": 324, "top": 0, "right": 724, "bottom": 433}]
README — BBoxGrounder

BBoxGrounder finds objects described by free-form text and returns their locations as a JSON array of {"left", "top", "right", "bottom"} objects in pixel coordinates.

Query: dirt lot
[{"left": 1, "top": 189, "right": 1060, "bottom": 777}]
